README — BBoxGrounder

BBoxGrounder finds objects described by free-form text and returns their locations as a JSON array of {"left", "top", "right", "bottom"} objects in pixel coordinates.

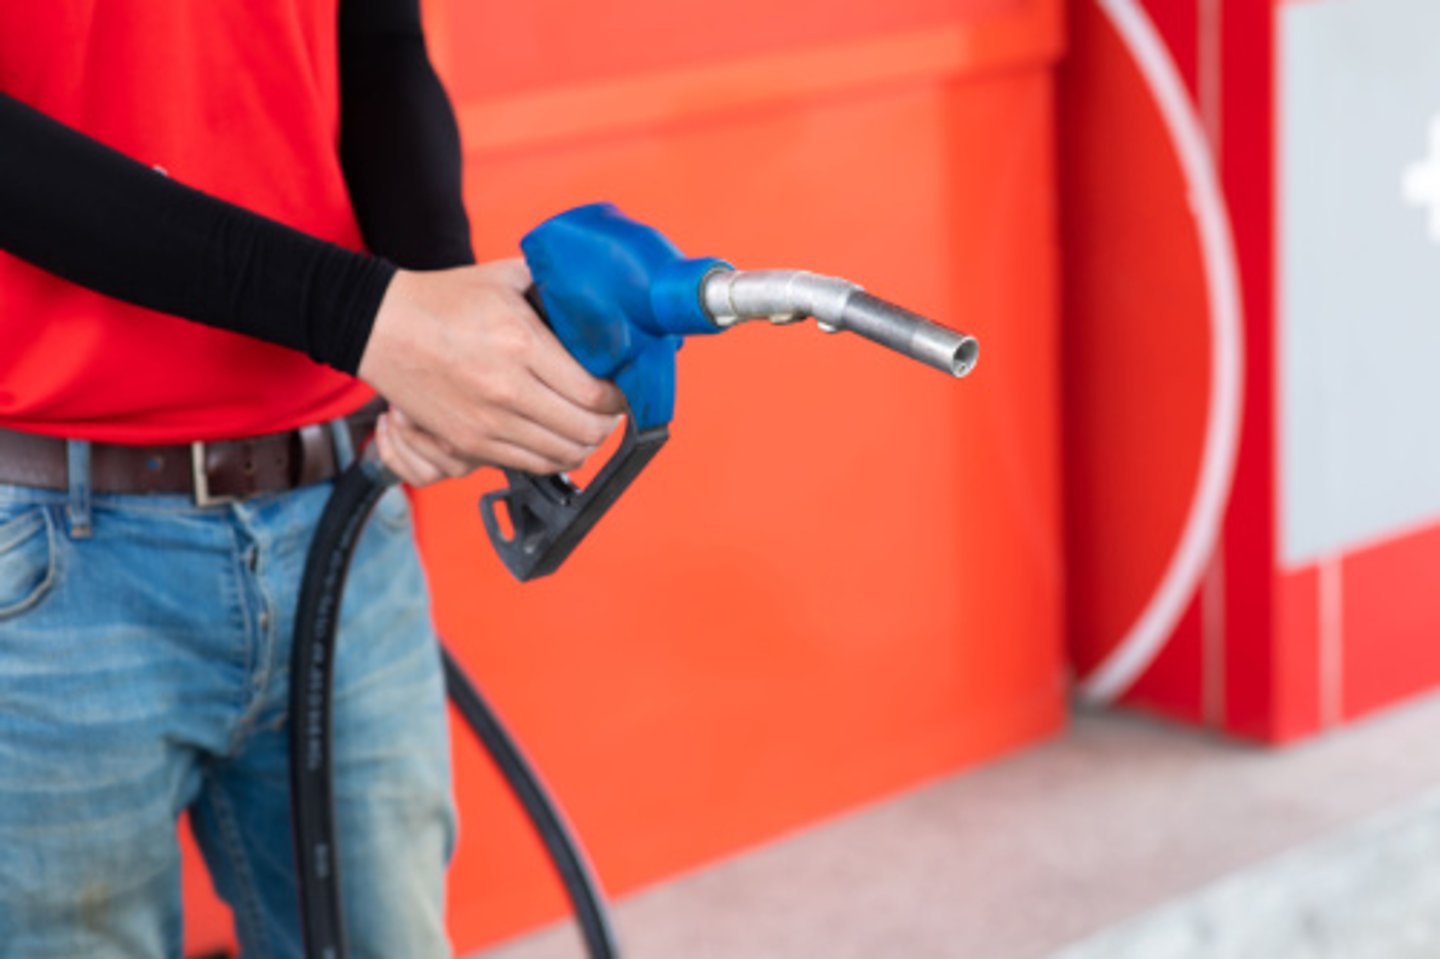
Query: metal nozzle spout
[
  {"left": 839, "top": 292, "right": 978, "bottom": 377},
  {"left": 700, "top": 270, "right": 977, "bottom": 378}
]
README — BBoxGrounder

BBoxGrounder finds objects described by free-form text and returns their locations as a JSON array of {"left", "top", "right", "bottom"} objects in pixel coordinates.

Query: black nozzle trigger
[
  {"left": 480, "top": 419, "right": 668, "bottom": 582},
  {"left": 477, "top": 286, "right": 670, "bottom": 582}
]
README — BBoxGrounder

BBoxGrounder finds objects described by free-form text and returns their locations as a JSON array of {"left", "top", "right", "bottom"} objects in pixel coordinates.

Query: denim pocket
[{"left": 0, "top": 506, "right": 58, "bottom": 620}]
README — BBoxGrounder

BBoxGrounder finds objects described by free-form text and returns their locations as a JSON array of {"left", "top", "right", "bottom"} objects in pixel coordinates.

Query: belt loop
[
  {"left": 328, "top": 417, "right": 356, "bottom": 472},
  {"left": 66, "top": 440, "right": 93, "bottom": 539}
]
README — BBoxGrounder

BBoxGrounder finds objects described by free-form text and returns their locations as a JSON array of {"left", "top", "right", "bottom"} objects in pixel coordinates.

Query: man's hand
[{"left": 357, "top": 258, "right": 626, "bottom": 485}]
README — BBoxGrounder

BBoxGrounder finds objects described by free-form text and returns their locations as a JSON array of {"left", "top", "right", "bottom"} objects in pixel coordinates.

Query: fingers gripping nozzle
[{"left": 481, "top": 203, "right": 978, "bottom": 582}]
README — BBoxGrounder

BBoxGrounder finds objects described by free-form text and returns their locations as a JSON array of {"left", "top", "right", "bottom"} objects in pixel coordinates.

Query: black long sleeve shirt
[{"left": 0, "top": 0, "right": 474, "bottom": 377}]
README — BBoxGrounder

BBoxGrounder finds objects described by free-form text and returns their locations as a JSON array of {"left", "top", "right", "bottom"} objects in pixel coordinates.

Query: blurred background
[{"left": 185, "top": 0, "right": 1440, "bottom": 955}]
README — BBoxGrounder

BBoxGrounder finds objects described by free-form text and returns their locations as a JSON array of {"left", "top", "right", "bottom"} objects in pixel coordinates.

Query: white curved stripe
[{"left": 1077, "top": 0, "right": 1246, "bottom": 704}]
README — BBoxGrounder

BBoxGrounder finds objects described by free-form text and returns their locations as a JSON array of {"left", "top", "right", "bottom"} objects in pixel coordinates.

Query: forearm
[
  {"left": 0, "top": 92, "right": 393, "bottom": 374},
  {"left": 339, "top": 0, "right": 474, "bottom": 270}
]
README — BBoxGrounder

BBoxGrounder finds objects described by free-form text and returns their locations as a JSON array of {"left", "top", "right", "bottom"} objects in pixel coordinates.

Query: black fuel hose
[
  {"left": 289, "top": 455, "right": 391, "bottom": 959},
  {"left": 440, "top": 646, "right": 620, "bottom": 959},
  {"left": 289, "top": 456, "right": 620, "bottom": 959}
]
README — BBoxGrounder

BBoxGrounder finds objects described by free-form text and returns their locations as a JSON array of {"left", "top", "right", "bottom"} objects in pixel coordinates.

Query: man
[{"left": 0, "top": 1, "right": 623, "bottom": 955}]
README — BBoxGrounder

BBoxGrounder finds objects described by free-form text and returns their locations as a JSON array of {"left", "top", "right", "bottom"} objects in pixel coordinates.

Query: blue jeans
[{"left": 0, "top": 452, "right": 455, "bottom": 958}]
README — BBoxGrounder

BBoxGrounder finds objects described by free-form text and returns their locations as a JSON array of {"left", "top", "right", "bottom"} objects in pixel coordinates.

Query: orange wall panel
[
  {"left": 441, "top": 0, "right": 1030, "bottom": 98},
  {"left": 414, "top": 1, "right": 1066, "bottom": 951}
]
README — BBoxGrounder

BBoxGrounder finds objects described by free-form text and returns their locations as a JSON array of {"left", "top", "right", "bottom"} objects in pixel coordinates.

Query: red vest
[{"left": 0, "top": 1, "right": 375, "bottom": 443}]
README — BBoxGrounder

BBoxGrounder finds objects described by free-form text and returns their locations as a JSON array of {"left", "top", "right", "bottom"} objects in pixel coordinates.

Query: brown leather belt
[{"left": 0, "top": 402, "right": 383, "bottom": 506}]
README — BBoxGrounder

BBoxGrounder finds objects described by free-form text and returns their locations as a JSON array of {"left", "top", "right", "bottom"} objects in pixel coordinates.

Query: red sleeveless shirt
[{"left": 0, "top": 1, "right": 375, "bottom": 443}]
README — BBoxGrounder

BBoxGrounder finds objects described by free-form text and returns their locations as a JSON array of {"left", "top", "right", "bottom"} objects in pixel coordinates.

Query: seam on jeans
[
  {"left": 226, "top": 526, "right": 280, "bottom": 757},
  {"left": 0, "top": 487, "right": 224, "bottom": 516},
  {"left": 222, "top": 519, "right": 256, "bottom": 702},
  {"left": 0, "top": 507, "right": 44, "bottom": 552},
  {"left": 199, "top": 783, "right": 275, "bottom": 959},
  {"left": 0, "top": 505, "right": 61, "bottom": 621},
  {"left": 12, "top": 484, "right": 332, "bottom": 517},
  {"left": 0, "top": 484, "right": 68, "bottom": 507},
  {"left": 247, "top": 554, "right": 281, "bottom": 726},
  {"left": 88, "top": 483, "right": 333, "bottom": 515}
]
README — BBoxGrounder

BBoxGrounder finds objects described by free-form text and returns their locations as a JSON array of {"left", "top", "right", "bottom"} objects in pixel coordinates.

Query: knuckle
[
  {"left": 482, "top": 377, "right": 518, "bottom": 408},
  {"left": 494, "top": 321, "right": 531, "bottom": 359},
  {"left": 580, "top": 380, "right": 609, "bottom": 408},
  {"left": 495, "top": 337, "right": 525, "bottom": 363},
  {"left": 453, "top": 425, "right": 489, "bottom": 460}
]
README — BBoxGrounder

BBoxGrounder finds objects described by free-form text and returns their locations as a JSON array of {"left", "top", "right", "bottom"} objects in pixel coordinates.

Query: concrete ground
[{"left": 474, "top": 692, "right": 1440, "bottom": 959}]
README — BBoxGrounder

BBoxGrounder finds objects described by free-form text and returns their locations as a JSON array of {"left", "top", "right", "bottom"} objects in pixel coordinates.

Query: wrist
[{"left": 357, "top": 268, "right": 419, "bottom": 388}]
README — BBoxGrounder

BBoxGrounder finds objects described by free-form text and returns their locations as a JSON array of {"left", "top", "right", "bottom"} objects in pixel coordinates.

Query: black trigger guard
[{"left": 480, "top": 418, "right": 669, "bottom": 582}]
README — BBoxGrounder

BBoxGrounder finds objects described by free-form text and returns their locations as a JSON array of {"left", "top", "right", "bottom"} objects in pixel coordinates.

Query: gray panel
[{"left": 1280, "top": 0, "right": 1440, "bottom": 566}]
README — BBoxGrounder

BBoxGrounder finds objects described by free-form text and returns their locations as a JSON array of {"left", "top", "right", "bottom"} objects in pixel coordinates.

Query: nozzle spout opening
[{"left": 951, "top": 336, "right": 980, "bottom": 378}]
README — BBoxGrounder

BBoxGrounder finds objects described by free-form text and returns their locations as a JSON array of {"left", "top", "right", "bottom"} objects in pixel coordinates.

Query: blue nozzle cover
[{"left": 520, "top": 203, "right": 731, "bottom": 431}]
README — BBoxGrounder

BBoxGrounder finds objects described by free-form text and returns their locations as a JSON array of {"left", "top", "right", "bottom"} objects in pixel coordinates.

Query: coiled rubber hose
[{"left": 289, "top": 457, "right": 620, "bottom": 959}]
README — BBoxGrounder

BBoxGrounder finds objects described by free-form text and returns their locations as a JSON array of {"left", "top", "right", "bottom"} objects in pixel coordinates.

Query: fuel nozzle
[
  {"left": 480, "top": 203, "right": 979, "bottom": 582},
  {"left": 699, "top": 269, "right": 979, "bottom": 378}
]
